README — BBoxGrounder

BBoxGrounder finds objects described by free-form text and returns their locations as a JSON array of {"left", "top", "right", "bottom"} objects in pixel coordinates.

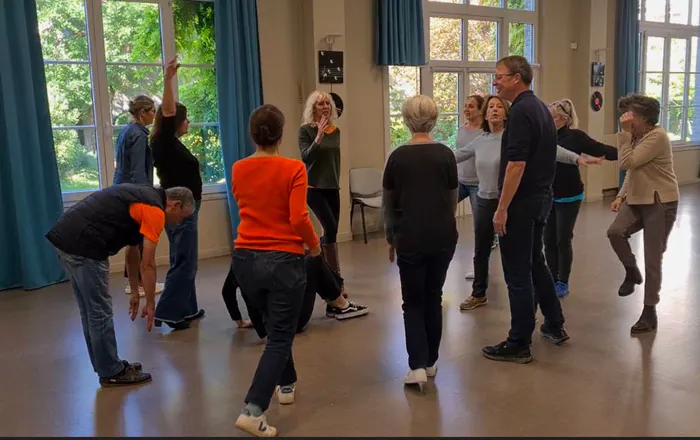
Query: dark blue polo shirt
[{"left": 498, "top": 90, "right": 557, "bottom": 200}]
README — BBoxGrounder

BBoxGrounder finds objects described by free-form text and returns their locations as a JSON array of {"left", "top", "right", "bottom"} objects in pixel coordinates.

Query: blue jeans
[
  {"left": 458, "top": 183, "right": 479, "bottom": 207},
  {"left": 498, "top": 192, "right": 565, "bottom": 347},
  {"left": 55, "top": 249, "right": 124, "bottom": 378},
  {"left": 156, "top": 201, "right": 201, "bottom": 323},
  {"left": 232, "top": 248, "right": 306, "bottom": 412}
]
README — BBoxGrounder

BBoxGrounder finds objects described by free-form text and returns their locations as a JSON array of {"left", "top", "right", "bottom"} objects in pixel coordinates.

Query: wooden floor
[{"left": 2, "top": 185, "right": 700, "bottom": 437}]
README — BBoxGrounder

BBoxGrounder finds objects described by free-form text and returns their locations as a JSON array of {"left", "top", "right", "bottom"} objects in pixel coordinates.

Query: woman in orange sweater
[{"left": 232, "top": 104, "right": 321, "bottom": 437}]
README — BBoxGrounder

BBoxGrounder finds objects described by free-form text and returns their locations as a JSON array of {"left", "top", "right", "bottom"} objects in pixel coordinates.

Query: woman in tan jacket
[{"left": 607, "top": 94, "right": 679, "bottom": 334}]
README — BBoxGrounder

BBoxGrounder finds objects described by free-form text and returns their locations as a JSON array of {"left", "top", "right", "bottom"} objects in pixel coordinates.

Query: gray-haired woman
[{"left": 607, "top": 94, "right": 679, "bottom": 334}]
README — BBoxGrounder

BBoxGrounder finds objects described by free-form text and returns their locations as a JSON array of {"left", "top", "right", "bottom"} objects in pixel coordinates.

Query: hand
[
  {"left": 315, "top": 116, "right": 329, "bottom": 143},
  {"left": 493, "top": 208, "right": 508, "bottom": 237},
  {"left": 165, "top": 57, "right": 180, "bottom": 80},
  {"left": 388, "top": 244, "right": 395, "bottom": 263},
  {"left": 236, "top": 319, "right": 253, "bottom": 329},
  {"left": 129, "top": 292, "right": 140, "bottom": 321},
  {"left": 141, "top": 302, "right": 155, "bottom": 332},
  {"left": 611, "top": 197, "right": 623, "bottom": 213},
  {"left": 620, "top": 111, "right": 634, "bottom": 132},
  {"left": 577, "top": 155, "right": 605, "bottom": 166},
  {"left": 308, "top": 244, "right": 322, "bottom": 257}
]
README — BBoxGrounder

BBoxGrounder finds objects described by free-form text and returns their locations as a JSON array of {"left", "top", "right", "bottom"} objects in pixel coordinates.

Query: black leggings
[
  {"left": 544, "top": 200, "right": 582, "bottom": 284},
  {"left": 307, "top": 188, "right": 340, "bottom": 244}
]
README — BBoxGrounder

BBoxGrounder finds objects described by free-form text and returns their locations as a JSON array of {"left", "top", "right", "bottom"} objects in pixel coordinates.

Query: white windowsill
[
  {"left": 672, "top": 143, "right": 700, "bottom": 151},
  {"left": 61, "top": 184, "right": 227, "bottom": 209}
]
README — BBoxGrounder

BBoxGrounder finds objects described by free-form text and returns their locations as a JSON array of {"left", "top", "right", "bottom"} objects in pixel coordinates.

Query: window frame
[
  {"left": 639, "top": 0, "right": 700, "bottom": 147},
  {"left": 41, "top": 0, "right": 223, "bottom": 206}
]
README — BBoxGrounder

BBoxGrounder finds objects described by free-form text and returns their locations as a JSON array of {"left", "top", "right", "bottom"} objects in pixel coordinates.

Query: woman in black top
[
  {"left": 546, "top": 99, "right": 618, "bottom": 297},
  {"left": 150, "top": 58, "right": 204, "bottom": 330},
  {"left": 298, "top": 91, "right": 350, "bottom": 308}
]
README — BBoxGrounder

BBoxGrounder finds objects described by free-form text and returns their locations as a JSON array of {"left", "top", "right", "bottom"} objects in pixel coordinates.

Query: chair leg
[
  {"left": 350, "top": 203, "right": 355, "bottom": 231},
  {"left": 361, "top": 204, "right": 368, "bottom": 244}
]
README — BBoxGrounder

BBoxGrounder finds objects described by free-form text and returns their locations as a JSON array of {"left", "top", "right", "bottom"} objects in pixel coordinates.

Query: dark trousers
[
  {"left": 544, "top": 200, "right": 582, "bottom": 284},
  {"left": 397, "top": 246, "right": 455, "bottom": 370},
  {"left": 307, "top": 188, "right": 340, "bottom": 244},
  {"left": 232, "top": 248, "right": 306, "bottom": 412},
  {"left": 155, "top": 201, "right": 200, "bottom": 323},
  {"left": 472, "top": 196, "right": 499, "bottom": 297},
  {"left": 499, "top": 193, "right": 564, "bottom": 347}
]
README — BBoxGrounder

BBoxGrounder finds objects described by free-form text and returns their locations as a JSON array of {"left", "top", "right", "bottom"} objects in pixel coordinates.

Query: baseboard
[
  {"left": 109, "top": 246, "right": 232, "bottom": 273},
  {"left": 679, "top": 178, "right": 700, "bottom": 186}
]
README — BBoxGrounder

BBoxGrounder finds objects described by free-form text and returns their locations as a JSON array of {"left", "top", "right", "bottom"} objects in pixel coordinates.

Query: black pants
[
  {"left": 499, "top": 193, "right": 564, "bottom": 348},
  {"left": 232, "top": 249, "right": 306, "bottom": 412},
  {"left": 472, "top": 196, "right": 499, "bottom": 297},
  {"left": 397, "top": 246, "right": 455, "bottom": 370},
  {"left": 543, "top": 200, "right": 582, "bottom": 284},
  {"left": 307, "top": 188, "right": 340, "bottom": 244}
]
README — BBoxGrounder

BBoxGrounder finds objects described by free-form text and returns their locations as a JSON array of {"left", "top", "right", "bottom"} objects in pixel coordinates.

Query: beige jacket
[{"left": 616, "top": 126, "right": 679, "bottom": 205}]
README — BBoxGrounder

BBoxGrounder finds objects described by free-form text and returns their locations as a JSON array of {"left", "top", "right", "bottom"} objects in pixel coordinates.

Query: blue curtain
[
  {"left": 214, "top": 0, "right": 263, "bottom": 238},
  {"left": 615, "top": 0, "right": 640, "bottom": 188},
  {"left": 376, "top": 0, "right": 426, "bottom": 66},
  {"left": 0, "top": 0, "right": 66, "bottom": 291}
]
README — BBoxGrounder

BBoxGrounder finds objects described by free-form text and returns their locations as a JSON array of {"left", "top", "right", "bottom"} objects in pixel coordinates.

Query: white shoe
[
  {"left": 404, "top": 368, "right": 428, "bottom": 391},
  {"left": 275, "top": 384, "right": 295, "bottom": 405},
  {"left": 235, "top": 412, "right": 277, "bottom": 437},
  {"left": 426, "top": 364, "right": 437, "bottom": 378},
  {"left": 465, "top": 271, "right": 475, "bottom": 280}
]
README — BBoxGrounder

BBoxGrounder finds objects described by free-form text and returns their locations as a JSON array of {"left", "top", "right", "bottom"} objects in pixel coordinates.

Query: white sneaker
[
  {"left": 426, "top": 364, "right": 437, "bottom": 378},
  {"left": 235, "top": 412, "right": 277, "bottom": 437},
  {"left": 275, "top": 384, "right": 295, "bottom": 405},
  {"left": 465, "top": 271, "right": 475, "bottom": 280},
  {"left": 404, "top": 368, "right": 428, "bottom": 391}
]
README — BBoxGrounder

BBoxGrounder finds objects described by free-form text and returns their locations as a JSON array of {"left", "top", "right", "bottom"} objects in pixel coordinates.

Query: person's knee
[{"left": 607, "top": 225, "right": 624, "bottom": 240}]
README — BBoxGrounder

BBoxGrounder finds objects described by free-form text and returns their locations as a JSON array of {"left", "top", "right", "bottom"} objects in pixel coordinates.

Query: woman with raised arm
[
  {"left": 546, "top": 99, "right": 618, "bottom": 297},
  {"left": 150, "top": 58, "right": 204, "bottom": 330},
  {"left": 453, "top": 95, "right": 600, "bottom": 312}
]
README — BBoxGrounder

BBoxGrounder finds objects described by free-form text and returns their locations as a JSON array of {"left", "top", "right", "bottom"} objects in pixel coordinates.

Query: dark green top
[{"left": 298, "top": 124, "right": 341, "bottom": 189}]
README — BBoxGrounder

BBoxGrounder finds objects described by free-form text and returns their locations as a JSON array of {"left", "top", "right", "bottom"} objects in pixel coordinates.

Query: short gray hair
[
  {"left": 497, "top": 55, "right": 533, "bottom": 86},
  {"left": 165, "top": 186, "right": 195, "bottom": 210},
  {"left": 402, "top": 95, "right": 439, "bottom": 134},
  {"left": 618, "top": 93, "right": 660, "bottom": 126}
]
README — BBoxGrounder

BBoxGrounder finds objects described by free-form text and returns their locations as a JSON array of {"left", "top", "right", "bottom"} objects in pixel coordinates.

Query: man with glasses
[{"left": 482, "top": 56, "right": 570, "bottom": 364}]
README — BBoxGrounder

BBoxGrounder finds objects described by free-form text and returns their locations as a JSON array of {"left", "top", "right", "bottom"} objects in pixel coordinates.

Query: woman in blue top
[
  {"left": 453, "top": 95, "right": 599, "bottom": 311},
  {"left": 113, "top": 95, "right": 164, "bottom": 296}
]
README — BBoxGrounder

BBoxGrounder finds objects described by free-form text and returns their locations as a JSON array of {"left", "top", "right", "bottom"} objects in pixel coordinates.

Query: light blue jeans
[{"left": 56, "top": 249, "right": 124, "bottom": 378}]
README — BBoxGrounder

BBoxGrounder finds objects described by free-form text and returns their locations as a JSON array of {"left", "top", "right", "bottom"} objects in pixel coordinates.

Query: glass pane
[
  {"left": 689, "top": 73, "right": 700, "bottom": 107},
  {"left": 666, "top": 107, "right": 683, "bottom": 140},
  {"left": 670, "top": 38, "right": 687, "bottom": 72},
  {"left": 53, "top": 128, "right": 100, "bottom": 192},
  {"left": 430, "top": 17, "right": 462, "bottom": 61},
  {"left": 692, "top": 37, "right": 699, "bottom": 72},
  {"left": 178, "top": 68, "right": 219, "bottom": 123},
  {"left": 669, "top": 73, "right": 686, "bottom": 106},
  {"left": 106, "top": 66, "right": 163, "bottom": 125},
  {"left": 430, "top": 0, "right": 464, "bottom": 3},
  {"left": 102, "top": 1, "right": 162, "bottom": 63},
  {"left": 469, "top": 0, "right": 501, "bottom": 6},
  {"left": 44, "top": 64, "right": 94, "bottom": 127},
  {"left": 174, "top": 0, "right": 216, "bottom": 65},
  {"left": 433, "top": 115, "right": 460, "bottom": 146},
  {"left": 669, "top": 0, "right": 690, "bottom": 24},
  {"left": 509, "top": 22, "right": 535, "bottom": 61},
  {"left": 644, "top": 0, "right": 667, "bottom": 22},
  {"left": 469, "top": 72, "right": 493, "bottom": 96},
  {"left": 37, "top": 0, "right": 89, "bottom": 61},
  {"left": 644, "top": 73, "right": 663, "bottom": 102},
  {"left": 468, "top": 20, "right": 498, "bottom": 61},
  {"left": 390, "top": 115, "right": 412, "bottom": 148},
  {"left": 507, "top": 0, "right": 535, "bottom": 10},
  {"left": 389, "top": 66, "right": 421, "bottom": 115},
  {"left": 686, "top": 106, "right": 700, "bottom": 142},
  {"left": 693, "top": 0, "right": 700, "bottom": 25},
  {"left": 433, "top": 72, "right": 460, "bottom": 114},
  {"left": 645, "top": 36, "right": 666, "bottom": 71},
  {"left": 181, "top": 125, "right": 224, "bottom": 185}
]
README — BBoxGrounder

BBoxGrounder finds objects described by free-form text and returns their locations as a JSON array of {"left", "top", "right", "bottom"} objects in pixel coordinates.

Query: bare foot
[{"left": 236, "top": 320, "right": 253, "bottom": 329}]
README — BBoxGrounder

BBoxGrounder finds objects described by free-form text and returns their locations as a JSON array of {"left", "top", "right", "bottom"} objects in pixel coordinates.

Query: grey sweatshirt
[
  {"left": 455, "top": 126, "right": 483, "bottom": 185},
  {"left": 454, "top": 131, "right": 581, "bottom": 199}
]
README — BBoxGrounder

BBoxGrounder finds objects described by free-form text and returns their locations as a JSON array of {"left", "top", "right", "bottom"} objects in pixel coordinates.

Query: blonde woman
[{"left": 298, "top": 91, "right": 350, "bottom": 312}]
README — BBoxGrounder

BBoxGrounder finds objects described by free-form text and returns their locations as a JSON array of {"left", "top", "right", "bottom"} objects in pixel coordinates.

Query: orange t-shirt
[
  {"left": 232, "top": 156, "right": 319, "bottom": 254},
  {"left": 129, "top": 203, "right": 165, "bottom": 243}
]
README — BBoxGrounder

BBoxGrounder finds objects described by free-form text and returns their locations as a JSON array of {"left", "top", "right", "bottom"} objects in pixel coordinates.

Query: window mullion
[
  {"left": 662, "top": 35, "right": 671, "bottom": 130},
  {"left": 682, "top": 36, "right": 692, "bottom": 140},
  {"left": 160, "top": 0, "right": 177, "bottom": 101}
]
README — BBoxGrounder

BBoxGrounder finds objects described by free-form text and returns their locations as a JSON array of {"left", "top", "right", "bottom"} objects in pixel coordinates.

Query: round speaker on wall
[
  {"left": 330, "top": 92, "right": 344, "bottom": 118},
  {"left": 591, "top": 91, "right": 603, "bottom": 112}
]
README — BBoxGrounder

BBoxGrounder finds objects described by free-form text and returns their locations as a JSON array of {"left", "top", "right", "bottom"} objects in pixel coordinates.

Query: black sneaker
[
  {"left": 619, "top": 266, "right": 643, "bottom": 297},
  {"left": 540, "top": 324, "right": 570, "bottom": 345},
  {"left": 325, "top": 304, "right": 336, "bottom": 318},
  {"left": 482, "top": 341, "right": 533, "bottom": 364},
  {"left": 331, "top": 302, "right": 369, "bottom": 321},
  {"left": 99, "top": 364, "right": 152, "bottom": 387},
  {"left": 122, "top": 360, "right": 142, "bottom": 372}
]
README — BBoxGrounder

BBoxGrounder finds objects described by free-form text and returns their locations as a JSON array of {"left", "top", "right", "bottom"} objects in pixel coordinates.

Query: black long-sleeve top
[{"left": 553, "top": 126, "right": 618, "bottom": 200}]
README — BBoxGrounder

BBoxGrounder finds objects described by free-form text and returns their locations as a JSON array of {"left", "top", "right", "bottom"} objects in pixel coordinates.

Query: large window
[
  {"left": 387, "top": 0, "right": 537, "bottom": 148},
  {"left": 640, "top": 0, "right": 700, "bottom": 144},
  {"left": 37, "top": 0, "right": 223, "bottom": 202}
]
